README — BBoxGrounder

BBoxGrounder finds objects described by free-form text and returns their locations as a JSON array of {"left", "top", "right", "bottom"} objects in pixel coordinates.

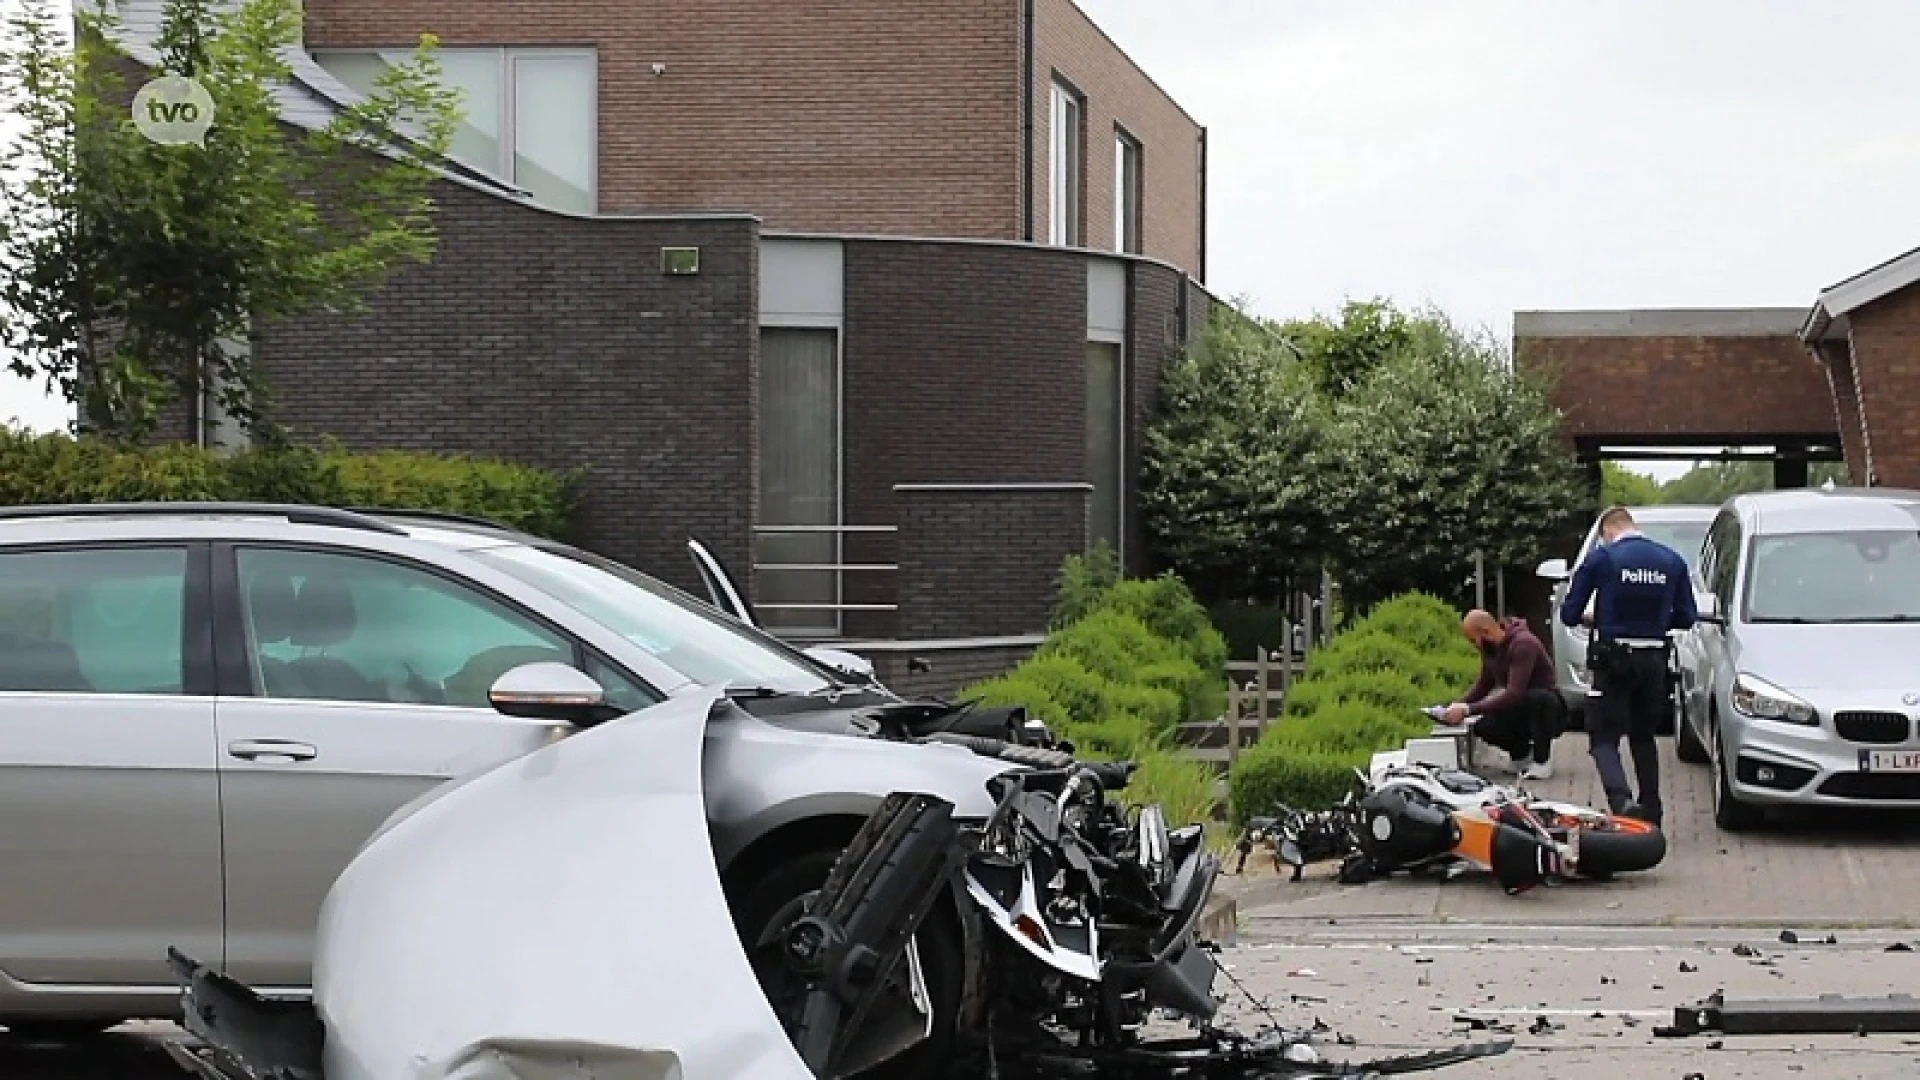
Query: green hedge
[
  {"left": 1227, "top": 591, "right": 1479, "bottom": 826},
  {"left": 0, "top": 429, "right": 579, "bottom": 538},
  {"left": 963, "top": 550, "right": 1228, "bottom": 841}
]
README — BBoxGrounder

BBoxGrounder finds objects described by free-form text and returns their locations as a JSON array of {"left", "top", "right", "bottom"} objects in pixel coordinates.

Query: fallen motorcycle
[{"left": 1267, "top": 728, "right": 1666, "bottom": 895}]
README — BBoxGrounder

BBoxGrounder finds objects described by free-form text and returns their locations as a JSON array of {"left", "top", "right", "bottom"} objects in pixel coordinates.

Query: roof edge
[
  {"left": 1513, "top": 307, "right": 1810, "bottom": 339},
  {"left": 1815, "top": 243, "right": 1920, "bottom": 319}
]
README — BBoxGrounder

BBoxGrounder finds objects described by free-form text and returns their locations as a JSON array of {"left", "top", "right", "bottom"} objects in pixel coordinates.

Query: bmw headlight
[{"left": 1731, "top": 673, "right": 1817, "bottom": 726}]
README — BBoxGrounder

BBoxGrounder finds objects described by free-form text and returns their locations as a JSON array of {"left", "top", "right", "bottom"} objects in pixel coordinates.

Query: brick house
[
  {"left": 1515, "top": 242, "right": 1920, "bottom": 494},
  {"left": 106, "top": 0, "right": 1212, "bottom": 696}
]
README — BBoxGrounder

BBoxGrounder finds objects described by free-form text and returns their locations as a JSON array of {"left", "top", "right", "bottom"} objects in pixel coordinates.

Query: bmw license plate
[{"left": 1859, "top": 750, "right": 1920, "bottom": 772}]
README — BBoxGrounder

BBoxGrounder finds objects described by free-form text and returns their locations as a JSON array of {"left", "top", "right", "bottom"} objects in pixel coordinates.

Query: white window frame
[
  {"left": 311, "top": 46, "right": 599, "bottom": 213},
  {"left": 1114, "top": 129, "right": 1141, "bottom": 255},
  {"left": 1049, "top": 80, "right": 1082, "bottom": 247}
]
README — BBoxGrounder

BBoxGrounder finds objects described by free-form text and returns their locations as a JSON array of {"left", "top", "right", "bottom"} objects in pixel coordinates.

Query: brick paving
[{"left": 1224, "top": 733, "right": 1920, "bottom": 930}]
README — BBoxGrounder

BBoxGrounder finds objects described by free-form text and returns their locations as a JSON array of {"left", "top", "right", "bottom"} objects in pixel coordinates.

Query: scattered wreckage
[
  {"left": 1239, "top": 724, "right": 1666, "bottom": 894},
  {"left": 162, "top": 678, "right": 1514, "bottom": 1080}
]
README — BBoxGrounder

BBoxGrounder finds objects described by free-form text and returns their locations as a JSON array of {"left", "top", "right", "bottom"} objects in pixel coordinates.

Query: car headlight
[{"left": 1731, "top": 673, "right": 1817, "bottom": 726}]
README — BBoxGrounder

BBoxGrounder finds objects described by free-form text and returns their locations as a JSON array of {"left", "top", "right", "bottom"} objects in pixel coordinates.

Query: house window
[
  {"left": 314, "top": 47, "right": 596, "bottom": 213},
  {"left": 757, "top": 327, "right": 842, "bottom": 636},
  {"left": 1049, "top": 81, "right": 1082, "bottom": 247},
  {"left": 1114, "top": 131, "right": 1141, "bottom": 254},
  {"left": 1086, "top": 340, "right": 1124, "bottom": 555}
]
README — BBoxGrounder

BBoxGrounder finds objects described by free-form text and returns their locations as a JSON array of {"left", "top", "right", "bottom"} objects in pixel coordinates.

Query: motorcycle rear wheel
[{"left": 1570, "top": 817, "right": 1667, "bottom": 876}]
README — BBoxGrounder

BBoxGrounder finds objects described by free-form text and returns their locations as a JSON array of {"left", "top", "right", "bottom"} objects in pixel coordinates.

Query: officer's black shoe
[{"left": 1621, "top": 802, "right": 1662, "bottom": 828}]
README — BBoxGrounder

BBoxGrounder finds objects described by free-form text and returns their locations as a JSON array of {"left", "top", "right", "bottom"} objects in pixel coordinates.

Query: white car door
[
  {"left": 0, "top": 543, "right": 224, "bottom": 992},
  {"left": 210, "top": 543, "right": 662, "bottom": 990}
]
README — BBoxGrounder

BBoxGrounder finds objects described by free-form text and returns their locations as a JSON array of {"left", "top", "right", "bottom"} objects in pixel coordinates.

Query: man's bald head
[{"left": 1462, "top": 609, "right": 1505, "bottom": 650}]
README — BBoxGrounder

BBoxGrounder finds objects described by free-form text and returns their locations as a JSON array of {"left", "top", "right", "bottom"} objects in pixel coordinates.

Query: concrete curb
[{"left": 1200, "top": 892, "right": 1239, "bottom": 947}]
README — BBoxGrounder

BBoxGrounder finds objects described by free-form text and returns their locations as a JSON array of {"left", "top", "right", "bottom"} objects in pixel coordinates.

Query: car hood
[
  {"left": 310, "top": 689, "right": 818, "bottom": 1080},
  {"left": 1735, "top": 622, "right": 1920, "bottom": 693}
]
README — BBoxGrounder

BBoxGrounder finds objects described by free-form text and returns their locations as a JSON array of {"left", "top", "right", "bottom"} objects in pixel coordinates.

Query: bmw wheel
[{"left": 1709, "top": 711, "right": 1762, "bottom": 832}]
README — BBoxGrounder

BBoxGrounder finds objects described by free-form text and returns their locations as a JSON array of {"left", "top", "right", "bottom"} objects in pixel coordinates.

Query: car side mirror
[
  {"left": 1535, "top": 558, "right": 1569, "bottom": 582},
  {"left": 488, "top": 662, "right": 626, "bottom": 727},
  {"left": 802, "top": 646, "right": 879, "bottom": 685}
]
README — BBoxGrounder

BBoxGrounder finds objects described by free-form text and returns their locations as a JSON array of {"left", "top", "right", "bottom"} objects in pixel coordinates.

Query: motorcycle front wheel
[{"left": 1569, "top": 817, "right": 1667, "bottom": 876}]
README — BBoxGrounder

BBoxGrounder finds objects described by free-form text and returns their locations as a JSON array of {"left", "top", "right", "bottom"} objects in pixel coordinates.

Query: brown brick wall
[
  {"left": 1844, "top": 285, "right": 1920, "bottom": 488},
  {"left": 837, "top": 239, "right": 1087, "bottom": 638},
  {"left": 1031, "top": 0, "right": 1204, "bottom": 274},
  {"left": 252, "top": 178, "right": 762, "bottom": 598},
  {"left": 894, "top": 484, "right": 1090, "bottom": 638},
  {"left": 1518, "top": 334, "right": 1838, "bottom": 443},
  {"left": 857, "top": 643, "right": 1039, "bottom": 699},
  {"left": 304, "top": 0, "right": 1023, "bottom": 238},
  {"left": 1812, "top": 338, "right": 1869, "bottom": 483}
]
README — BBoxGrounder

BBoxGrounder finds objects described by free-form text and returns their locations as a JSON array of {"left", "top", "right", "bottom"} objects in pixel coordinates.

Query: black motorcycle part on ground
[
  {"left": 778, "top": 790, "right": 968, "bottom": 1077},
  {"left": 160, "top": 948, "right": 324, "bottom": 1080},
  {"left": 1571, "top": 825, "right": 1667, "bottom": 875},
  {"left": 1658, "top": 991, "right": 1920, "bottom": 1036},
  {"left": 1486, "top": 821, "right": 1557, "bottom": 894},
  {"left": 989, "top": 1030, "right": 1516, "bottom": 1078},
  {"left": 1104, "top": 844, "right": 1225, "bottom": 1021},
  {"left": 1355, "top": 787, "right": 1460, "bottom": 869}
]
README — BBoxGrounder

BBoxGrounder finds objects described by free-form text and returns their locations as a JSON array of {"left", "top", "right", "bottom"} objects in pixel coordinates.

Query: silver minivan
[
  {"left": 0, "top": 502, "right": 1017, "bottom": 1044},
  {"left": 1534, "top": 504, "right": 1715, "bottom": 727},
  {"left": 1675, "top": 487, "right": 1920, "bottom": 830}
]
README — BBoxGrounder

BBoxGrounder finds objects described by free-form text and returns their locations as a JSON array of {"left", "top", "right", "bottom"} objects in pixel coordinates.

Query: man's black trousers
[
  {"left": 1586, "top": 643, "right": 1671, "bottom": 817},
  {"left": 1473, "top": 688, "right": 1565, "bottom": 764}
]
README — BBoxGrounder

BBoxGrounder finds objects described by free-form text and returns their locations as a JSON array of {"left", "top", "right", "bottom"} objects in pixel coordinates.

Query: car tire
[
  {"left": 1710, "top": 714, "right": 1763, "bottom": 832},
  {"left": 1674, "top": 690, "right": 1709, "bottom": 764},
  {"left": 0, "top": 1017, "right": 123, "bottom": 1042},
  {"left": 728, "top": 848, "right": 965, "bottom": 1080}
]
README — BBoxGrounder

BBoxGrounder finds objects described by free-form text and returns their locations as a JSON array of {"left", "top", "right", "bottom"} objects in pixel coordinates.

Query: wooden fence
[{"left": 1177, "top": 647, "right": 1305, "bottom": 767}]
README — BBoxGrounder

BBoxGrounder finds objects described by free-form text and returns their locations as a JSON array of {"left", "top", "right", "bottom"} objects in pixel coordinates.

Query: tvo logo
[{"left": 132, "top": 74, "right": 216, "bottom": 147}]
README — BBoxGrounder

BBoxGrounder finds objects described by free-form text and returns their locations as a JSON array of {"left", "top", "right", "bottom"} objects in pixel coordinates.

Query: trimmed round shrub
[
  {"left": 1039, "top": 609, "right": 1206, "bottom": 731},
  {"left": 1267, "top": 698, "right": 1429, "bottom": 756},
  {"left": 1228, "top": 738, "right": 1368, "bottom": 827}
]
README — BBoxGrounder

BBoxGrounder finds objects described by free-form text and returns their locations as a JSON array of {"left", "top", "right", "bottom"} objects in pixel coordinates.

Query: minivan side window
[
  {"left": 1709, "top": 516, "right": 1742, "bottom": 609},
  {"left": 0, "top": 547, "right": 189, "bottom": 694},
  {"left": 235, "top": 547, "right": 578, "bottom": 710}
]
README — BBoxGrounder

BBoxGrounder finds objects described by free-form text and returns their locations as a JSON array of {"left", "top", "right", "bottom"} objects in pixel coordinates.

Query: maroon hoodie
[{"left": 1463, "top": 617, "right": 1556, "bottom": 716}]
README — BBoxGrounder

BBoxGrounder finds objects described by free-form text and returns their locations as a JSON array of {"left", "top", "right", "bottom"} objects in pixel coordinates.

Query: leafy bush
[
  {"left": 1050, "top": 542, "right": 1123, "bottom": 630},
  {"left": 0, "top": 429, "right": 579, "bottom": 538},
  {"left": 1227, "top": 589, "right": 1483, "bottom": 822},
  {"left": 1127, "top": 753, "right": 1220, "bottom": 837},
  {"left": 1228, "top": 739, "right": 1367, "bottom": 826},
  {"left": 1038, "top": 609, "right": 1206, "bottom": 735}
]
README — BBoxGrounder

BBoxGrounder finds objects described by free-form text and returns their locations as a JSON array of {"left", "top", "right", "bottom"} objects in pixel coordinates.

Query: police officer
[{"left": 1558, "top": 506, "right": 1697, "bottom": 826}]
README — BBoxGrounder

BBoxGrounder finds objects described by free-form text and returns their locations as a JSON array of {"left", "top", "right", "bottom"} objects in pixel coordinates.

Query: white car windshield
[
  {"left": 1743, "top": 529, "right": 1920, "bottom": 624},
  {"left": 1633, "top": 521, "right": 1709, "bottom": 562},
  {"left": 468, "top": 544, "right": 838, "bottom": 692}
]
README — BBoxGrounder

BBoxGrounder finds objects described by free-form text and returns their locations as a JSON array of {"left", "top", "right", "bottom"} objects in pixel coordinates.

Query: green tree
[
  {"left": 1139, "top": 300, "right": 1329, "bottom": 605},
  {"left": 1311, "top": 309, "right": 1587, "bottom": 614},
  {"left": 1600, "top": 461, "right": 1661, "bottom": 507},
  {"left": 0, "top": 0, "right": 460, "bottom": 441},
  {"left": 1656, "top": 459, "right": 1849, "bottom": 505}
]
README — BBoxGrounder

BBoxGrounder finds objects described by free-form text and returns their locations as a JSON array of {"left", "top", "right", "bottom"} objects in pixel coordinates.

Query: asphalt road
[{"left": 20, "top": 923, "right": 1920, "bottom": 1079}]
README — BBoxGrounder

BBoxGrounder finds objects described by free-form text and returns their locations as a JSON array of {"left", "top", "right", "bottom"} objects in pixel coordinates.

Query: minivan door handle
[{"left": 227, "top": 739, "right": 318, "bottom": 763}]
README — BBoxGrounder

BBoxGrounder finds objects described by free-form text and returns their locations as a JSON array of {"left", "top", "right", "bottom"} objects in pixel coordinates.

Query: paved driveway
[{"left": 1226, "top": 733, "right": 1920, "bottom": 929}]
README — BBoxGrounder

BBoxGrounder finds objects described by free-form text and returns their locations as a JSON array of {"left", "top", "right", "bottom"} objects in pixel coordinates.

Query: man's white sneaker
[{"left": 1520, "top": 761, "right": 1554, "bottom": 781}]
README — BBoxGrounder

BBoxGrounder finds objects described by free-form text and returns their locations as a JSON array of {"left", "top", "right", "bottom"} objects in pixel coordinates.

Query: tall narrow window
[
  {"left": 1086, "top": 341, "right": 1124, "bottom": 555},
  {"left": 757, "top": 327, "right": 842, "bottom": 636},
  {"left": 1050, "top": 81, "right": 1082, "bottom": 247},
  {"left": 1114, "top": 131, "right": 1142, "bottom": 254}
]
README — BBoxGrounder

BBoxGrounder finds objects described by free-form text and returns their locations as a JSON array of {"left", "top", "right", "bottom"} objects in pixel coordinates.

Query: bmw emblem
[{"left": 1905, "top": 692, "right": 1920, "bottom": 707}]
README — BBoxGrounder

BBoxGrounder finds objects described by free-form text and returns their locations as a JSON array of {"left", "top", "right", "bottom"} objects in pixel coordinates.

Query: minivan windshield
[
  {"left": 1743, "top": 529, "right": 1920, "bottom": 624},
  {"left": 1634, "top": 521, "right": 1710, "bottom": 562},
  {"left": 468, "top": 543, "right": 839, "bottom": 693}
]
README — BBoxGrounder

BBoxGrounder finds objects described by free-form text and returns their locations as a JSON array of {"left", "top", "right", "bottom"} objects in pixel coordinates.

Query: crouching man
[{"left": 1438, "top": 610, "right": 1565, "bottom": 780}]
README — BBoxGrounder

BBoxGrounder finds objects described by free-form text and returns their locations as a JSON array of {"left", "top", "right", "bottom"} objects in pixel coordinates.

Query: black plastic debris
[
  {"left": 1679, "top": 961, "right": 1698, "bottom": 973},
  {"left": 1888, "top": 942, "right": 1914, "bottom": 953},
  {"left": 1731, "top": 944, "right": 1760, "bottom": 958},
  {"left": 1527, "top": 1016, "right": 1556, "bottom": 1036},
  {"left": 1779, "top": 930, "right": 1799, "bottom": 944},
  {"left": 1660, "top": 990, "right": 1920, "bottom": 1037}
]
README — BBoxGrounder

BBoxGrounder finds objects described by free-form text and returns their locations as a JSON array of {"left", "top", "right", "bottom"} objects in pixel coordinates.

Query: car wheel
[
  {"left": 729, "top": 848, "right": 965, "bottom": 1080},
  {"left": 1674, "top": 688, "right": 1708, "bottom": 764},
  {"left": 1710, "top": 712, "right": 1763, "bottom": 832},
  {"left": 0, "top": 1017, "right": 123, "bottom": 1042}
]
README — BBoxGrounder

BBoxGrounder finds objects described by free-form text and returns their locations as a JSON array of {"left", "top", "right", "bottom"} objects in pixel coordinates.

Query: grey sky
[{"left": 7, "top": 0, "right": 1920, "bottom": 480}]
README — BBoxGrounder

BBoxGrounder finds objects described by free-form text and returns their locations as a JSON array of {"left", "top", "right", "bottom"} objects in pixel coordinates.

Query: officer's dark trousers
[
  {"left": 1474, "top": 689, "right": 1565, "bottom": 765},
  {"left": 1586, "top": 644, "right": 1670, "bottom": 817}
]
